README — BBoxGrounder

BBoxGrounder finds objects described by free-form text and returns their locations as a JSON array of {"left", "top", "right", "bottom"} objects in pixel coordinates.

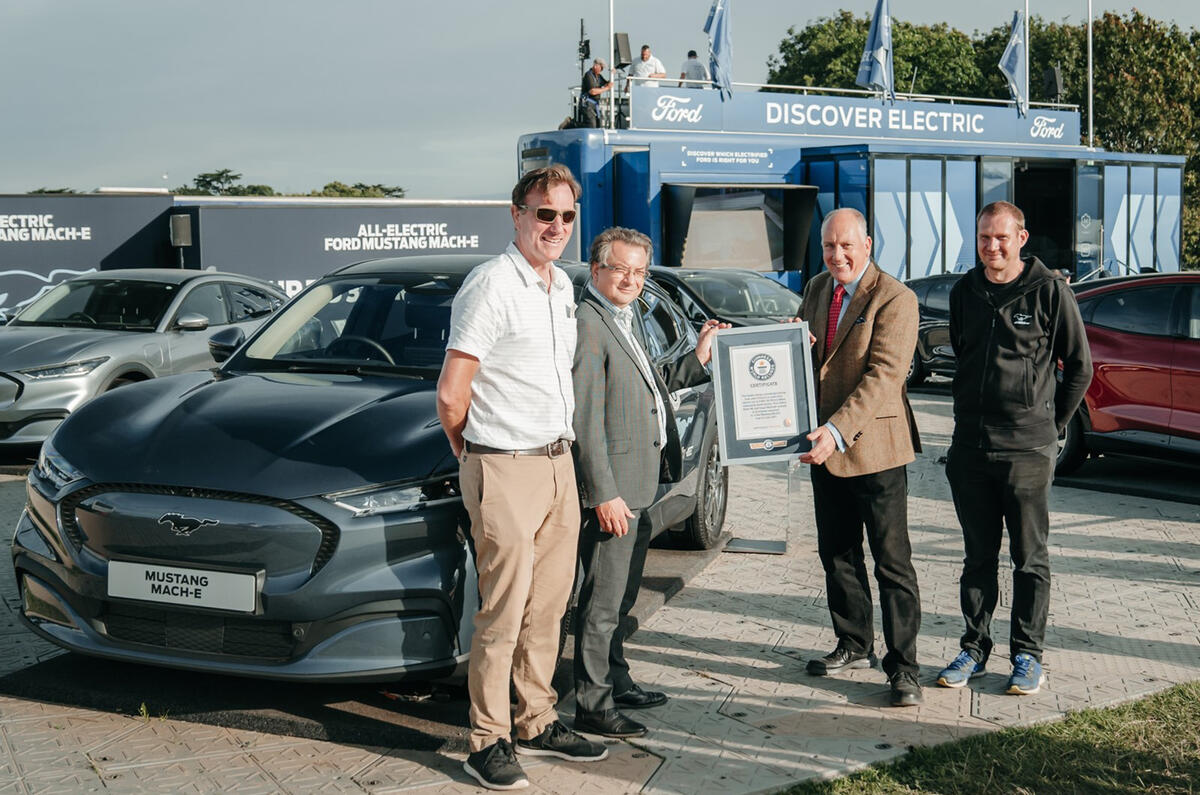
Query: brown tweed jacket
[{"left": 797, "top": 263, "right": 921, "bottom": 478}]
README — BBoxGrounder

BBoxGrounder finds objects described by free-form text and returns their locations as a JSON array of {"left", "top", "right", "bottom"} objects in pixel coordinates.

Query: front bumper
[{"left": 12, "top": 473, "right": 475, "bottom": 682}]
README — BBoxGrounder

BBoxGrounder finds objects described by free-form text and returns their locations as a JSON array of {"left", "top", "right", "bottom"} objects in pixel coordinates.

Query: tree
[
  {"left": 310, "top": 181, "right": 406, "bottom": 198},
  {"left": 971, "top": 17, "right": 1086, "bottom": 106},
  {"left": 171, "top": 170, "right": 405, "bottom": 199},
  {"left": 228, "top": 183, "right": 276, "bottom": 196},
  {"left": 174, "top": 168, "right": 245, "bottom": 196},
  {"left": 767, "top": 11, "right": 981, "bottom": 97},
  {"left": 980, "top": 13, "right": 1200, "bottom": 266},
  {"left": 28, "top": 187, "right": 76, "bottom": 194}
]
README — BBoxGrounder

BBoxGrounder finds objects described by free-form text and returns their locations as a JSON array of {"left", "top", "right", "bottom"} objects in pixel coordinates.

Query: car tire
[
  {"left": 681, "top": 430, "right": 728, "bottom": 550},
  {"left": 906, "top": 352, "right": 925, "bottom": 388},
  {"left": 1056, "top": 412, "right": 1087, "bottom": 475}
]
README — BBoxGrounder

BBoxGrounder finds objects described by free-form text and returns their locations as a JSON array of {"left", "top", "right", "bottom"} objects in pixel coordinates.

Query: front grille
[
  {"left": 60, "top": 483, "right": 340, "bottom": 576},
  {"left": 103, "top": 603, "right": 294, "bottom": 659}
]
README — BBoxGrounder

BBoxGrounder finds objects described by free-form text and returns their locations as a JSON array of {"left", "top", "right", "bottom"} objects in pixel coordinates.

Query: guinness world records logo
[{"left": 748, "top": 353, "right": 775, "bottom": 381}]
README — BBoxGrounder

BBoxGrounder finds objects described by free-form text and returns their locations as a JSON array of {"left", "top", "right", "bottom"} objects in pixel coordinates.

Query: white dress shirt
[{"left": 587, "top": 284, "right": 668, "bottom": 447}]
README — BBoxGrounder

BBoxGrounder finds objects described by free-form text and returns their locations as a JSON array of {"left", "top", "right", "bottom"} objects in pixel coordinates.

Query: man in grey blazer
[{"left": 571, "top": 227, "right": 727, "bottom": 738}]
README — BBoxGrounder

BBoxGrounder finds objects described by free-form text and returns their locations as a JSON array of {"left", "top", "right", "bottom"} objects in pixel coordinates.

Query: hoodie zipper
[{"left": 977, "top": 309, "right": 997, "bottom": 443}]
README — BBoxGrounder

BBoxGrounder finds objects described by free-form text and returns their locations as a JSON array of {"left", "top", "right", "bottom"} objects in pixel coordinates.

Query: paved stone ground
[{"left": 0, "top": 392, "right": 1197, "bottom": 793}]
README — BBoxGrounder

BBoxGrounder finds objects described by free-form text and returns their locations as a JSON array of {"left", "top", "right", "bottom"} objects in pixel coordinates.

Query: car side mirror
[
  {"left": 208, "top": 326, "right": 245, "bottom": 362},
  {"left": 175, "top": 313, "right": 210, "bottom": 331}
]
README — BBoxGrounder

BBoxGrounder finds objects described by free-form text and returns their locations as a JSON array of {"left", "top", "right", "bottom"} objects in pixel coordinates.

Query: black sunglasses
[{"left": 519, "top": 205, "right": 577, "bottom": 224}]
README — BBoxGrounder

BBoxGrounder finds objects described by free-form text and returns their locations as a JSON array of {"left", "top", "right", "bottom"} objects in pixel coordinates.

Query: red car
[{"left": 1057, "top": 272, "right": 1200, "bottom": 474}]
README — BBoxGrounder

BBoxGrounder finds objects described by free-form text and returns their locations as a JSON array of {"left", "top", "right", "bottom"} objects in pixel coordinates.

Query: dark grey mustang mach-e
[{"left": 12, "top": 255, "right": 727, "bottom": 682}]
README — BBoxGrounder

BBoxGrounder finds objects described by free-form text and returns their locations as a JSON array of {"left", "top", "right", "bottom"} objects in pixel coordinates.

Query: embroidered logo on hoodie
[{"left": 1012, "top": 312, "right": 1033, "bottom": 327}]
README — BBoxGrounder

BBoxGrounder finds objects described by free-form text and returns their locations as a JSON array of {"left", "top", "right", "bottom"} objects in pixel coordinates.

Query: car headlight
[
  {"left": 19, "top": 356, "right": 110, "bottom": 380},
  {"left": 34, "top": 437, "right": 85, "bottom": 490},
  {"left": 323, "top": 477, "right": 460, "bottom": 518}
]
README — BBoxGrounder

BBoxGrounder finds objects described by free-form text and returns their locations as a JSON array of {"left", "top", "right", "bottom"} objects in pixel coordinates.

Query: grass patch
[{"left": 784, "top": 681, "right": 1200, "bottom": 794}]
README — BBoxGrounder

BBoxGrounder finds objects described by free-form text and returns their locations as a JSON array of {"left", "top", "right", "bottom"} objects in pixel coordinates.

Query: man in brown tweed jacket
[{"left": 796, "top": 207, "right": 924, "bottom": 707}]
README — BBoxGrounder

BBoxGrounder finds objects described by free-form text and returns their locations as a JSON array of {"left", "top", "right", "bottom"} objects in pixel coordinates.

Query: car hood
[
  {"left": 54, "top": 370, "right": 454, "bottom": 499},
  {"left": 0, "top": 327, "right": 129, "bottom": 371}
]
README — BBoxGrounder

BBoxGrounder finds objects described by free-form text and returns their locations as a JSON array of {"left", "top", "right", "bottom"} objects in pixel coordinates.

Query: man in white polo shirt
[
  {"left": 628, "top": 44, "right": 667, "bottom": 88},
  {"left": 438, "top": 164, "right": 606, "bottom": 790}
]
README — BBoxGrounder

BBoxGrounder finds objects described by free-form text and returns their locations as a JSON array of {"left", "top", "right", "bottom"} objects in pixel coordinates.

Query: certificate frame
[{"left": 710, "top": 323, "right": 818, "bottom": 466}]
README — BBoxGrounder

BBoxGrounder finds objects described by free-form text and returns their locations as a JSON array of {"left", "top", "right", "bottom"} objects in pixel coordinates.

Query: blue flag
[
  {"left": 855, "top": 0, "right": 894, "bottom": 100},
  {"left": 705, "top": 0, "right": 732, "bottom": 101},
  {"left": 999, "top": 11, "right": 1028, "bottom": 116}
]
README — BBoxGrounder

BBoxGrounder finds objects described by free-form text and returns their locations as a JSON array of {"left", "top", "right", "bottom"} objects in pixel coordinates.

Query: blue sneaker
[
  {"left": 936, "top": 650, "right": 986, "bottom": 688},
  {"left": 1006, "top": 653, "right": 1046, "bottom": 695}
]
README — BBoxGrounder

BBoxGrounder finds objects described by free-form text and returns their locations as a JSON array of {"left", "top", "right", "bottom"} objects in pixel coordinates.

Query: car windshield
[
  {"left": 235, "top": 274, "right": 457, "bottom": 377},
  {"left": 680, "top": 272, "right": 801, "bottom": 318},
  {"left": 10, "top": 279, "right": 179, "bottom": 331}
]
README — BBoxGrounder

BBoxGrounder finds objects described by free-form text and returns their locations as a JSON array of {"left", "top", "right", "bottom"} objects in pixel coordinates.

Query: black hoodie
[{"left": 949, "top": 256, "right": 1092, "bottom": 451}]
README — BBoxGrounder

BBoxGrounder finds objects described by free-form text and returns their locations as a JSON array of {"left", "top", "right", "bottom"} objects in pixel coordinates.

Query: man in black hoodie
[{"left": 936, "top": 201, "right": 1092, "bottom": 696}]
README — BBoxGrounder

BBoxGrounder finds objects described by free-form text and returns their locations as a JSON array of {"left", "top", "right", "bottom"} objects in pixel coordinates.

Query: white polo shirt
[
  {"left": 630, "top": 55, "right": 666, "bottom": 87},
  {"left": 447, "top": 243, "right": 577, "bottom": 449}
]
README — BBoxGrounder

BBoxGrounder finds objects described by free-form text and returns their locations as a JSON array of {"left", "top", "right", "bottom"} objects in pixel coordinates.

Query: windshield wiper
[{"left": 282, "top": 361, "right": 421, "bottom": 378}]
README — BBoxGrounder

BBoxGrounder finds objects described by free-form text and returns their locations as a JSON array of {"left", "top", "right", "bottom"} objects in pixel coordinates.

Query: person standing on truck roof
[
  {"left": 628, "top": 45, "right": 666, "bottom": 89},
  {"left": 581, "top": 58, "right": 611, "bottom": 128}
]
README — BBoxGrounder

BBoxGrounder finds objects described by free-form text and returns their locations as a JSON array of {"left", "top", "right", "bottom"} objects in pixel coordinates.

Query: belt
[{"left": 465, "top": 439, "right": 571, "bottom": 458}]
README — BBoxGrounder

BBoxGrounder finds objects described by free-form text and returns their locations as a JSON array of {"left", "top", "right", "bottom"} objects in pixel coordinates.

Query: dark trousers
[
  {"left": 573, "top": 507, "right": 652, "bottom": 713},
  {"left": 811, "top": 464, "right": 921, "bottom": 677},
  {"left": 579, "top": 98, "right": 601, "bottom": 128},
  {"left": 945, "top": 443, "right": 1054, "bottom": 664}
]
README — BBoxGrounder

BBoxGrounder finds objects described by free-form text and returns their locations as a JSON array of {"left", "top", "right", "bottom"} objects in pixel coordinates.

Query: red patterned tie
[{"left": 825, "top": 284, "right": 846, "bottom": 357}]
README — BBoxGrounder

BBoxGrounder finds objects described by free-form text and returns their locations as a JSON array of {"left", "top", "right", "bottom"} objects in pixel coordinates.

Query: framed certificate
[{"left": 710, "top": 323, "right": 818, "bottom": 465}]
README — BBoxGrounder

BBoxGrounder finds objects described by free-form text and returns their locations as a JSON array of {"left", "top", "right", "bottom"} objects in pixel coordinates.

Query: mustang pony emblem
[{"left": 157, "top": 513, "right": 219, "bottom": 536}]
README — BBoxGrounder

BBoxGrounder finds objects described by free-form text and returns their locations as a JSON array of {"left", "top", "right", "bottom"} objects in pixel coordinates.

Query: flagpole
[
  {"left": 1087, "top": 0, "right": 1094, "bottom": 147},
  {"left": 1024, "top": 0, "right": 1030, "bottom": 111},
  {"left": 608, "top": 0, "right": 615, "bottom": 129}
]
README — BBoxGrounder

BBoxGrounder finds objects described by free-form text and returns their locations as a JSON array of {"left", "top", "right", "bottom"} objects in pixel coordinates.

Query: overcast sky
[{"left": 2, "top": 1, "right": 1196, "bottom": 199}]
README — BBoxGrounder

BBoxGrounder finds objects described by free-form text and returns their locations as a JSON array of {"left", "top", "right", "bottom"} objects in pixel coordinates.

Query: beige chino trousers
[{"left": 459, "top": 449, "right": 580, "bottom": 752}]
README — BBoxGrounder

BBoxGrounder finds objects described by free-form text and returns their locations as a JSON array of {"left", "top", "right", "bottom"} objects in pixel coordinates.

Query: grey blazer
[{"left": 572, "top": 292, "right": 709, "bottom": 510}]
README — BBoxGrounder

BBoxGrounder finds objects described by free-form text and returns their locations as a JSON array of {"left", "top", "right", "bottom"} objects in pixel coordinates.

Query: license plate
[{"left": 107, "top": 561, "right": 257, "bottom": 613}]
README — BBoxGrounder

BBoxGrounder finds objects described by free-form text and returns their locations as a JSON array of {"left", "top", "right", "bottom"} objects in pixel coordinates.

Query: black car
[
  {"left": 11, "top": 255, "right": 726, "bottom": 683},
  {"left": 904, "top": 272, "right": 963, "bottom": 386},
  {"left": 650, "top": 267, "right": 802, "bottom": 328}
]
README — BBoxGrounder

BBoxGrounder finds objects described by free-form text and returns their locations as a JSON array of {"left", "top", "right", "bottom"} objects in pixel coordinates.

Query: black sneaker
[
  {"left": 515, "top": 720, "right": 608, "bottom": 761},
  {"left": 889, "top": 670, "right": 923, "bottom": 707},
  {"left": 463, "top": 738, "right": 529, "bottom": 791},
  {"left": 806, "top": 644, "right": 877, "bottom": 675}
]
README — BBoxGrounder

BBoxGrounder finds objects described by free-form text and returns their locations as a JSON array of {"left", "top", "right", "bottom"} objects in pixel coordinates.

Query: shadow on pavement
[{"left": 0, "top": 652, "right": 471, "bottom": 751}]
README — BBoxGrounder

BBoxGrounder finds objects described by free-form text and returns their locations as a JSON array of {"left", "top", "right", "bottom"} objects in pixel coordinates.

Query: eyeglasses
[
  {"left": 518, "top": 205, "right": 577, "bottom": 225},
  {"left": 600, "top": 263, "right": 648, "bottom": 280}
]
